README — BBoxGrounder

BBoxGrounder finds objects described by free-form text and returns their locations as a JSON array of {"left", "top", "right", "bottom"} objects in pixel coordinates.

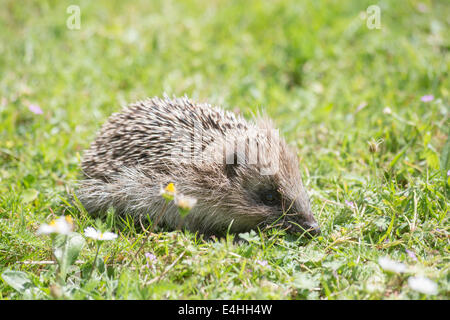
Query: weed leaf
[
  {"left": 54, "top": 232, "right": 86, "bottom": 279},
  {"left": 1, "top": 270, "right": 35, "bottom": 293}
]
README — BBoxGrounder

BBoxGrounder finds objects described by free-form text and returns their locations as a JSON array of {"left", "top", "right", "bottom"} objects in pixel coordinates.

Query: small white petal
[
  {"left": 383, "top": 107, "right": 392, "bottom": 114},
  {"left": 174, "top": 195, "right": 197, "bottom": 210},
  {"left": 100, "top": 232, "right": 118, "bottom": 241},
  {"left": 84, "top": 227, "right": 117, "bottom": 241},
  {"left": 53, "top": 217, "right": 72, "bottom": 235},
  {"left": 256, "top": 260, "right": 268, "bottom": 267},
  {"left": 37, "top": 224, "right": 56, "bottom": 235},
  {"left": 378, "top": 256, "right": 407, "bottom": 273},
  {"left": 37, "top": 216, "right": 73, "bottom": 235},
  {"left": 408, "top": 276, "right": 438, "bottom": 295},
  {"left": 84, "top": 227, "right": 99, "bottom": 239}
]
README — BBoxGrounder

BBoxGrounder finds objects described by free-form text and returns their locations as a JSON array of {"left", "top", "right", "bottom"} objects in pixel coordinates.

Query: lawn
[{"left": 0, "top": 0, "right": 448, "bottom": 299}]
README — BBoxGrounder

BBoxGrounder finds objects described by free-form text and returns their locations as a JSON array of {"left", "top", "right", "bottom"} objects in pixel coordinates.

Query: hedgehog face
[
  {"left": 221, "top": 128, "right": 320, "bottom": 237},
  {"left": 231, "top": 166, "right": 320, "bottom": 238}
]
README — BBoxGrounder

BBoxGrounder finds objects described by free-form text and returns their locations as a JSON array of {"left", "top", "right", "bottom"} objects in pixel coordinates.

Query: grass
[{"left": 0, "top": 0, "right": 449, "bottom": 300}]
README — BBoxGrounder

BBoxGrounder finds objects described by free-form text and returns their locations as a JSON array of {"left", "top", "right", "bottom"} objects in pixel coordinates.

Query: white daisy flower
[
  {"left": 84, "top": 227, "right": 117, "bottom": 241},
  {"left": 408, "top": 276, "right": 438, "bottom": 295},
  {"left": 174, "top": 194, "right": 197, "bottom": 217},
  {"left": 174, "top": 195, "right": 197, "bottom": 211},
  {"left": 37, "top": 216, "right": 74, "bottom": 235},
  {"left": 378, "top": 256, "right": 407, "bottom": 273}
]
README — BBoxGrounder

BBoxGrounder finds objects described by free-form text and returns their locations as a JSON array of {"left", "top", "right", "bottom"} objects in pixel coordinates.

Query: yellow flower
[
  {"left": 165, "top": 183, "right": 175, "bottom": 193},
  {"left": 159, "top": 182, "right": 176, "bottom": 201}
]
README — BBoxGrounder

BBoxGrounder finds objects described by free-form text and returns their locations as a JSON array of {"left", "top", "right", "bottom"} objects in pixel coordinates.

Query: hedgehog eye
[
  {"left": 265, "top": 193, "right": 274, "bottom": 202},
  {"left": 261, "top": 191, "right": 279, "bottom": 206}
]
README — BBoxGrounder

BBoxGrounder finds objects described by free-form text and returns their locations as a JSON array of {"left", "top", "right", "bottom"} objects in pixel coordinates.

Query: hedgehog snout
[
  {"left": 287, "top": 216, "right": 321, "bottom": 237},
  {"left": 285, "top": 208, "right": 321, "bottom": 237}
]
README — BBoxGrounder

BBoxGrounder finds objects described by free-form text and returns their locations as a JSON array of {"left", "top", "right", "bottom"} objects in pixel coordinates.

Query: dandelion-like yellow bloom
[
  {"left": 159, "top": 182, "right": 177, "bottom": 201},
  {"left": 165, "top": 183, "right": 176, "bottom": 193}
]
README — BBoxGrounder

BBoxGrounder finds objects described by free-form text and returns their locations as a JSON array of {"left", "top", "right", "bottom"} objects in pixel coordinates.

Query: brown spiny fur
[{"left": 78, "top": 96, "right": 320, "bottom": 237}]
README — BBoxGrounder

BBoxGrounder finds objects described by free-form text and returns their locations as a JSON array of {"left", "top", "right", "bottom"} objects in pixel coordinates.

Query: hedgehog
[{"left": 77, "top": 96, "right": 320, "bottom": 237}]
